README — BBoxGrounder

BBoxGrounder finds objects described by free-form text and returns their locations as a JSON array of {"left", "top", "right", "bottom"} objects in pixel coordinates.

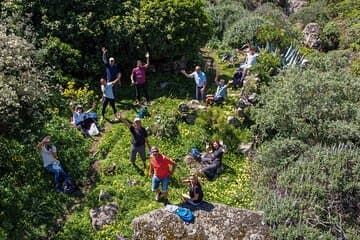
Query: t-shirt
[
  {"left": 101, "top": 82, "right": 115, "bottom": 99},
  {"left": 130, "top": 126, "right": 148, "bottom": 147},
  {"left": 150, "top": 154, "right": 176, "bottom": 179},
  {"left": 73, "top": 112, "right": 86, "bottom": 125},
  {"left": 190, "top": 71, "right": 206, "bottom": 88},
  {"left": 41, "top": 145, "right": 58, "bottom": 167},
  {"left": 132, "top": 66, "right": 147, "bottom": 85},
  {"left": 189, "top": 182, "right": 203, "bottom": 203},
  {"left": 214, "top": 83, "right": 227, "bottom": 99},
  {"left": 106, "top": 64, "right": 120, "bottom": 82}
]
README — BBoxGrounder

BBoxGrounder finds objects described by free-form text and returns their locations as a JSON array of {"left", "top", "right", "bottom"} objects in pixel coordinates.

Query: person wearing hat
[
  {"left": 117, "top": 114, "right": 151, "bottom": 170},
  {"left": 149, "top": 146, "right": 177, "bottom": 202},
  {"left": 37, "top": 136, "right": 69, "bottom": 192},
  {"left": 131, "top": 51, "right": 150, "bottom": 105},
  {"left": 69, "top": 101, "right": 97, "bottom": 135}
]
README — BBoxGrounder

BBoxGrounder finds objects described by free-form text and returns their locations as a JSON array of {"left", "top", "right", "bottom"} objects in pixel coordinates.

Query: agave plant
[{"left": 281, "top": 45, "right": 305, "bottom": 68}]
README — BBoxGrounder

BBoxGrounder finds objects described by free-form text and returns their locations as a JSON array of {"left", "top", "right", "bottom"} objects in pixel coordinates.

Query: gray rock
[
  {"left": 302, "top": 22, "right": 322, "bottom": 49},
  {"left": 132, "top": 203, "right": 270, "bottom": 240},
  {"left": 237, "top": 108, "right": 246, "bottom": 118},
  {"left": 288, "top": 0, "right": 308, "bottom": 14},
  {"left": 248, "top": 93, "right": 257, "bottom": 104},
  {"left": 90, "top": 202, "right": 119, "bottom": 230},
  {"left": 238, "top": 98, "right": 252, "bottom": 109},
  {"left": 239, "top": 143, "right": 253, "bottom": 156},
  {"left": 178, "top": 102, "right": 190, "bottom": 113},
  {"left": 127, "top": 178, "right": 141, "bottom": 187}
]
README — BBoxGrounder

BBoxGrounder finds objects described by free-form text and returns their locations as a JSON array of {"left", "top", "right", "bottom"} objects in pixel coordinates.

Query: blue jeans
[
  {"left": 152, "top": 175, "right": 169, "bottom": 192},
  {"left": 46, "top": 163, "right": 69, "bottom": 190}
]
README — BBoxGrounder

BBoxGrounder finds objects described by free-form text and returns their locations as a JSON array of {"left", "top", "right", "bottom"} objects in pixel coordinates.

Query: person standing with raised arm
[
  {"left": 131, "top": 52, "right": 150, "bottom": 105},
  {"left": 117, "top": 114, "right": 151, "bottom": 171},
  {"left": 181, "top": 66, "right": 207, "bottom": 102},
  {"left": 100, "top": 77, "right": 119, "bottom": 121},
  {"left": 102, "top": 47, "right": 122, "bottom": 84}
]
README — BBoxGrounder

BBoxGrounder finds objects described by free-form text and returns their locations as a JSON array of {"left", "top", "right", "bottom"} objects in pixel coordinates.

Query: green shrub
[
  {"left": 251, "top": 50, "right": 281, "bottom": 83},
  {"left": 321, "top": 21, "right": 340, "bottom": 51},
  {"left": 290, "top": 0, "right": 330, "bottom": 26},
  {"left": 205, "top": 2, "right": 249, "bottom": 41},
  {"left": 351, "top": 59, "right": 360, "bottom": 76},
  {"left": 223, "top": 15, "right": 268, "bottom": 48}
]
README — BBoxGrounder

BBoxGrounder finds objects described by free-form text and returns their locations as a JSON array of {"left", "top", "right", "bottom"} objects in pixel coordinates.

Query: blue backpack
[
  {"left": 190, "top": 147, "right": 201, "bottom": 161},
  {"left": 175, "top": 207, "right": 194, "bottom": 223}
]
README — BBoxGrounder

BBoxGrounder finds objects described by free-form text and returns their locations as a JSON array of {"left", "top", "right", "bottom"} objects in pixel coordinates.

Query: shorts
[{"left": 151, "top": 175, "right": 169, "bottom": 192}]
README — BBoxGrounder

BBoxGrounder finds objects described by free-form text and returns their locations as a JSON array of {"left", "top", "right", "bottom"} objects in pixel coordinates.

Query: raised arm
[
  {"left": 181, "top": 69, "right": 192, "bottom": 78},
  {"left": 116, "top": 113, "right": 131, "bottom": 128},
  {"left": 214, "top": 68, "right": 219, "bottom": 85},
  {"left": 85, "top": 101, "right": 97, "bottom": 113},
  {"left": 102, "top": 47, "right": 108, "bottom": 64},
  {"left": 144, "top": 52, "right": 150, "bottom": 68}
]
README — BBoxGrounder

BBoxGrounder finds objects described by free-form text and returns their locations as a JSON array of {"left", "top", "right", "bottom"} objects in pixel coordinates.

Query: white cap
[
  {"left": 134, "top": 117, "right": 141, "bottom": 123},
  {"left": 109, "top": 57, "right": 115, "bottom": 62}
]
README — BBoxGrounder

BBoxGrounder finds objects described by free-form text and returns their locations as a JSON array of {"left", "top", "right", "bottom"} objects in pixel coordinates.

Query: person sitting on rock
[
  {"left": 206, "top": 69, "right": 232, "bottom": 106},
  {"left": 181, "top": 174, "right": 204, "bottom": 206},
  {"left": 199, "top": 140, "right": 226, "bottom": 180},
  {"left": 37, "top": 136, "right": 69, "bottom": 192}
]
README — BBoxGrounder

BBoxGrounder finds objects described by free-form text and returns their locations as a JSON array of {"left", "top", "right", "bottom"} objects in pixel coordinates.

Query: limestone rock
[
  {"left": 288, "top": 0, "right": 308, "bottom": 14},
  {"left": 132, "top": 203, "right": 270, "bottom": 240},
  {"left": 239, "top": 143, "right": 253, "bottom": 156},
  {"left": 90, "top": 202, "right": 119, "bottom": 230},
  {"left": 302, "top": 23, "right": 322, "bottom": 49}
]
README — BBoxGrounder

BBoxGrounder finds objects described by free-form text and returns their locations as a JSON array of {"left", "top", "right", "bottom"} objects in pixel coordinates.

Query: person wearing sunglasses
[{"left": 149, "top": 146, "right": 177, "bottom": 203}]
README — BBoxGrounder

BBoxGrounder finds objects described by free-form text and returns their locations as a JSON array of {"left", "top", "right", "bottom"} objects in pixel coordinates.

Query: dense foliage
[{"left": 252, "top": 53, "right": 360, "bottom": 238}]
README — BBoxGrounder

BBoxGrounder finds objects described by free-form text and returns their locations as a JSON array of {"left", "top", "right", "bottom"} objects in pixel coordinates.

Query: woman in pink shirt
[{"left": 131, "top": 52, "right": 150, "bottom": 105}]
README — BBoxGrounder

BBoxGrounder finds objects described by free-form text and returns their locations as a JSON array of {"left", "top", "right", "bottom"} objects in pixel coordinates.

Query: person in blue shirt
[
  {"left": 181, "top": 66, "right": 207, "bottom": 102},
  {"left": 206, "top": 69, "right": 232, "bottom": 106}
]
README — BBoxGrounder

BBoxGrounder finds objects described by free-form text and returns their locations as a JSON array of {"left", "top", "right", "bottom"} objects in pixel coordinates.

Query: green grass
[{"left": 57, "top": 51, "right": 254, "bottom": 239}]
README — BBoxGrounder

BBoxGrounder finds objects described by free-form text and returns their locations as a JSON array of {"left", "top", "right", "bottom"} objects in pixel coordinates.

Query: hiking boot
[{"left": 155, "top": 192, "right": 161, "bottom": 201}]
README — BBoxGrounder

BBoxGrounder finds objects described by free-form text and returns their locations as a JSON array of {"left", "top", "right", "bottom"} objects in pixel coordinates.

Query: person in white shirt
[
  {"left": 181, "top": 66, "right": 207, "bottom": 102},
  {"left": 37, "top": 136, "right": 69, "bottom": 192},
  {"left": 100, "top": 77, "right": 120, "bottom": 120}
]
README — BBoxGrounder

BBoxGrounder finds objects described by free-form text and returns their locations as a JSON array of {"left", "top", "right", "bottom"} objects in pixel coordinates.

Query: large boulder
[
  {"left": 287, "top": 0, "right": 308, "bottom": 14},
  {"left": 132, "top": 203, "right": 270, "bottom": 240},
  {"left": 90, "top": 202, "right": 119, "bottom": 230},
  {"left": 302, "top": 23, "right": 322, "bottom": 49}
]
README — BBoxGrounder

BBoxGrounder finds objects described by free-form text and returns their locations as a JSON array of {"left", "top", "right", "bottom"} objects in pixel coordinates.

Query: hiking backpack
[
  {"left": 190, "top": 147, "right": 201, "bottom": 161},
  {"left": 175, "top": 207, "right": 195, "bottom": 223}
]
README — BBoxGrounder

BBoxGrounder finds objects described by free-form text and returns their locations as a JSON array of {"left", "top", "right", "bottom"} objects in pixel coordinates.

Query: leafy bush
[
  {"left": 290, "top": 0, "right": 330, "bottom": 26},
  {"left": 205, "top": 2, "right": 249, "bottom": 41},
  {"left": 321, "top": 21, "right": 340, "bottom": 51},
  {"left": 0, "top": 25, "right": 50, "bottom": 137},
  {"left": 255, "top": 144, "right": 360, "bottom": 239},
  {"left": 223, "top": 15, "right": 268, "bottom": 48},
  {"left": 251, "top": 50, "right": 281, "bottom": 83}
]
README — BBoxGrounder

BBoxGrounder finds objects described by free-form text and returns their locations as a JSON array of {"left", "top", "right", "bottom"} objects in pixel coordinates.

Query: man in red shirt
[
  {"left": 131, "top": 52, "right": 150, "bottom": 105},
  {"left": 149, "top": 146, "right": 177, "bottom": 202}
]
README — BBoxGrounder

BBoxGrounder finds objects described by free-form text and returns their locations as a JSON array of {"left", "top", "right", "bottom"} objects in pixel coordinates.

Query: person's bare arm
[
  {"left": 144, "top": 52, "right": 150, "bottom": 68},
  {"left": 102, "top": 47, "right": 108, "bottom": 64},
  {"left": 170, "top": 160, "right": 177, "bottom": 175},
  {"left": 181, "top": 70, "right": 191, "bottom": 78},
  {"left": 116, "top": 113, "right": 131, "bottom": 128},
  {"left": 85, "top": 101, "right": 97, "bottom": 113}
]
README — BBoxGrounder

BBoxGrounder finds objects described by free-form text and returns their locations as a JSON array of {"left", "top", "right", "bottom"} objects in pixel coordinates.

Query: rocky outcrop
[
  {"left": 132, "top": 202, "right": 270, "bottom": 240},
  {"left": 302, "top": 23, "right": 322, "bottom": 49},
  {"left": 90, "top": 202, "right": 119, "bottom": 230},
  {"left": 288, "top": 0, "right": 308, "bottom": 14}
]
